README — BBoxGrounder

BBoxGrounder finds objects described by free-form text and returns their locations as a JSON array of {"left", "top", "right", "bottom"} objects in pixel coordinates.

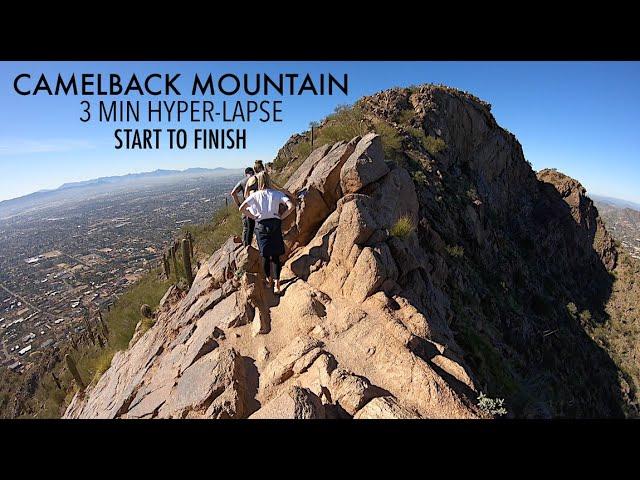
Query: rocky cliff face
[
  {"left": 65, "top": 132, "right": 481, "bottom": 419},
  {"left": 65, "top": 85, "right": 630, "bottom": 419}
]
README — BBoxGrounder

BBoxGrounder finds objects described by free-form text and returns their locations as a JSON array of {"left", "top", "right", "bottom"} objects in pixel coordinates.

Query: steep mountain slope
[
  {"left": 65, "top": 85, "right": 636, "bottom": 418},
  {"left": 274, "top": 85, "right": 629, "bottom": 417},
  {"left": 65, "top": 133, "right": 481, "bottom": 419}
]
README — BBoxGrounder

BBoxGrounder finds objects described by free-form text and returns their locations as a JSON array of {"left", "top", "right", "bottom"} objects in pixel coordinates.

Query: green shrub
[
  {"left": 294, "top": 141, "right": 313, "bottom": 160},
  {"left": 406, "top": 126, "right": 427, "bottom": 145},
  {"left": 466, "top": 187, "right": 479, "bottom": 202},
  {"left": 406, "top": 127, "right": 446, "bottom": 156},
  {"left": 182, "top": 204, "right": 242, "bottom": 258},
  {"left": 317, "top": 104, "right": 368, "bottom": 145},
  {"left": 412, "top": 171, "right": 427, "bottom": 186},
  {"left": 105, "top": 272, "right": 169, "bottom": 351},
  {"left": 92, "top": 350, "right": 115, "bottom": 379},
  {"left": 424, "top": 135, "right": 447, "bottom": 155},
  {"left": 446, "top": 244, "right": 465, "bottom": 258},
  {"left": 274, "top": 104, "right": 370, "bottom": 180},
  {"left": 477, "top": 392, "right": 508, "bottom": 416},
  {"left": 566, "top": 302, "right": 578, "bottom": 317},
  {"left": 291, "top": 105, "right": 402, "bottom": 162},
  {"left": 390, "top": 215, "right": 414, "bottom": 239},
  {"left": 234, "top": 267, "right": 246, "bottom": 280},
  {"left": 579, "top": 310, "right": 592, "bottom": 323},
  {"left": 373, "top": 120, "right": 403, "bottom": 159},
  {"left": 397, "top": 108, "right": 417, "bottom": 124},
  {"left": 137, "top": 318, "right": 156, "bottom": 337},
  {"left": 455, "top": 324, "right": 519, "bottom": 398}
]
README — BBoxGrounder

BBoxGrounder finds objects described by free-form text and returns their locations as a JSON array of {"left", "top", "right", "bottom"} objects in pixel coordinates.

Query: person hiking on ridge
[
  {"left": 244, "top": 160, "right": 295, "bottom": 202},
  {"left": 231, "top": 167, "right": 255, "bottom": 247},
  {"left": 239, "top": 170, "right": 295, "bottom": 295},
  {"left": 244, "top": 160, "right": 265, "bottom": 198}
]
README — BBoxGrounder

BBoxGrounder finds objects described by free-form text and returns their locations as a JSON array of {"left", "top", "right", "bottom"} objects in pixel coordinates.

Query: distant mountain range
[
  {"left": 0, "top": 167, "right": 243, "bottom": 219},
  {"left": 592, "top": 194, "right": 640, "bottom": 212},
  {"left": 51, "top": 168, "right": 237, "bottom": 192}
]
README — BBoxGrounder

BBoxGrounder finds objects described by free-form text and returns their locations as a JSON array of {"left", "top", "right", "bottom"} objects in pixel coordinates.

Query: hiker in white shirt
[{"left": 239, "top": 171, "right": 295, "bottom": 295}]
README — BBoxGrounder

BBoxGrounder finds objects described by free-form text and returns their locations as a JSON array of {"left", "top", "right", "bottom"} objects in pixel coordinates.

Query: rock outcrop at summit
[
  {"left": 66, "top": 84, "right": 631, "bottom": 419},
  {"left": 537, "top": 169, "right": 617, "bottom": 271}
]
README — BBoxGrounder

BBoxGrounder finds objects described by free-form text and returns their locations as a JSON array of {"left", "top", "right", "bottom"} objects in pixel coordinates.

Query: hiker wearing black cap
[{"left": 231, "top": 167, "right": 256, "bottom": 246}]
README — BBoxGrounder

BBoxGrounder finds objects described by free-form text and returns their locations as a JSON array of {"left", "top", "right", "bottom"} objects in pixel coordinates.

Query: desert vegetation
[
  {"left": 390, "top": 215, "right": 414, "bottom": 239},
  {"left": 182, "top": 203, "right": 243, "bottom": 259},
  {"left": 273, "top": 103, "right": 406, "bottom": 178}
]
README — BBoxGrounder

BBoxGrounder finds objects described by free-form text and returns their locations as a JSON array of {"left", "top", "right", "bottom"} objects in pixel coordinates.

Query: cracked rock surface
[{"left": 65, "top": 129, "right": 480, "bottom": 420}]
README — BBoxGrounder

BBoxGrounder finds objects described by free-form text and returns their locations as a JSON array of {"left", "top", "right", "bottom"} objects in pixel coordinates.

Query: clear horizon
[
  {"left": 1, "top": 61, "right": 639, "bottom": 203},
  {"left": 2, "top": 164, "right": 638, "bottom": 208},
  {"left": 0, "top": 165, "right": 242, "bottom": 199}
]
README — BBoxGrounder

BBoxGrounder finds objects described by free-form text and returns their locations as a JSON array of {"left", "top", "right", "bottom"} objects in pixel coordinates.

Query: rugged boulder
[
  {"left": 537, "top": 168, "right": 617, "bottom": 270},
  {"left": 249, "top": 386, "right": 325, "bottom": 419},
  {"left": 353, "top": 396, "right": 418, "bottom": 419}
]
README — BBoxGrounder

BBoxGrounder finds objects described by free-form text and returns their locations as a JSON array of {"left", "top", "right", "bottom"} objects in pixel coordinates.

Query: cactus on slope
[
  {"left": 82, "top": 317, "right": 95, "bottom": 345},
  {"left": 186, "top": 231, "right": 194, "bottom": 257},
  {"left": 182, "top": 238, "right": 193, "bottom": 286},
  {"left": 163, "top": 253, "right": 171, "bottom": 278},
  {"left": 140, "top": 304, "right": 153, "bottom": 319},
  {"left": 65, "top": 354, "right": 85, "bottom": 390},
  {"left": 170, "top": 245, "right": 179, "bottom": 281},
  {"left": 98, "top": 310, "right": 109, "bottom": 336},
  {"left": 51, "top": 371, "right": 62, "bottom": 390}
]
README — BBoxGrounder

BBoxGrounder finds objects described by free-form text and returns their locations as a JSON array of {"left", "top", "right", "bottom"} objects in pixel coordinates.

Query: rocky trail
[{"left": 64, "top": 132, "right": 483, "bottom": 419}]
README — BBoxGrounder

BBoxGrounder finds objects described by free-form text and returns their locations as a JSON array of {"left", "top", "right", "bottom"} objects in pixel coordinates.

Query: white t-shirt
[{"left": 241, "top": 189, "right": 292, "bottom": 220}]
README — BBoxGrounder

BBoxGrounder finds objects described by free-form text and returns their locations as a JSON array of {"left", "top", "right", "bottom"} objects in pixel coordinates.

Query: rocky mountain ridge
[
  {"left": 65, "top": 84, "right": 635, "bottom": 418},
  {"left": 65, "top": 133, "right": 482, "bottom": 419}
]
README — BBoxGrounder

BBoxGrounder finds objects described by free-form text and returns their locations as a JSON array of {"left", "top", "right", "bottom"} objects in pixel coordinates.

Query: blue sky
[{"left": 0, "top": 61, "right": 639, "bottom": 202}]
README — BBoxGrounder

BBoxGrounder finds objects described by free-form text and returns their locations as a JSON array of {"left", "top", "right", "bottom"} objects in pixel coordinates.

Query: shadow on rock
[{"left": 241, "top": 356, "right": 261, "bottom": 417}]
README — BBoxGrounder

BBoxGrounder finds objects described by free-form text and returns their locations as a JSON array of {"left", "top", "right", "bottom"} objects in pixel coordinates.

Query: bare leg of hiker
[
  {"left": 242, "top": 216, "right": 255, "bottom": 247},
  {"left": 273, "top": 256, "right": 283, "bottom": 295},
  {"left": 263, "top": 256, "right": 273, "bottom": 288}
]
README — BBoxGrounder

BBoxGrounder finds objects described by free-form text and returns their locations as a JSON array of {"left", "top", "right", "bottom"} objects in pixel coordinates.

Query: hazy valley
[
  {"left": 0, "top": 169, "right": 241, "bottom": 387},
  {"left": 593, "top": 197, "right": 640, "bottom": 260}
]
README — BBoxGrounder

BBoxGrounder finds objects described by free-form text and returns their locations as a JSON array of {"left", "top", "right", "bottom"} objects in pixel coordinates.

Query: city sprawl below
[{"left": 0, "top": 170, "right": 240, "bottom": 373}]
